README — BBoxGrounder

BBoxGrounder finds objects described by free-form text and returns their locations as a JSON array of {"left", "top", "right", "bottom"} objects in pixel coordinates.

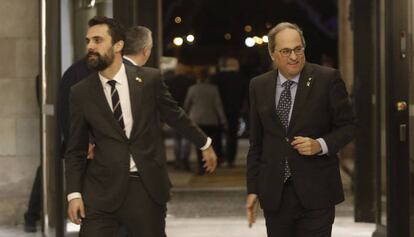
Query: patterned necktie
[
  {"left": 107, "top": 80, "right": 125, "bottom": 131},
  {"left": 276, "top": 80, "right": 294, "bottom": 182}
]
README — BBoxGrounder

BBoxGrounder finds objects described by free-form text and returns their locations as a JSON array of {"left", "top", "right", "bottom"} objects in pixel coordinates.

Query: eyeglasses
[{"left": 277, "top": 46, "right": 305, "bottom": 57}]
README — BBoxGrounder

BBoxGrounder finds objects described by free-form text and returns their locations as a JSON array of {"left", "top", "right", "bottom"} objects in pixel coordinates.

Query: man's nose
[
  {"left": 289, "top": 51, "right": 298, "bottom": 59},
  {"left": 86, "top": 41, "right": 95, "bottom": 51}
]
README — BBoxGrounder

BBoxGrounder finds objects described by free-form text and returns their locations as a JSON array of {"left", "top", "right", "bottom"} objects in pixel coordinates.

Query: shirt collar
[
  {"left": 123, "top": 56, "right": 138, "bottom": 66},
  {"left": 99, "top": 63, "right": 128, "bottom": 87},
  {"left": 277, "top": 71, "right": 300, "bottom": 86}
]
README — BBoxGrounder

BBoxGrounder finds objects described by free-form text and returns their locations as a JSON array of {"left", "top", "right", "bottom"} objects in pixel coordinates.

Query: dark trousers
[
  {"left": 25, "top": 166, "right": 42, "bottom": 224},
  {"left": 196, "top": 125, "right": 220, "bottom": 174},
  {"left": 224, "top": 119, "right": 239, "bottom": 165},
  {"left": 172, "top": 130, "right": 191, "bottom": 170},
  {"left": 264, "top": 180, "right": 335, "bottom": 237},
  {"left": 79, "top": 176, "right": 167, "bottom": 237}
]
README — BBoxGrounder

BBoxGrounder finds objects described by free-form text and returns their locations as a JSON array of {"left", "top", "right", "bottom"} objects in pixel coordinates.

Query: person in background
[
  {"left": 211, "top": 57, "right": 247, "bottom": 168},
  {"left": 123, "top": 26, "right": 152, "bottom": 67},
  {"left": 184, "top": 69, "right": 227, "bottom": 175},
  {"left": 164, "top": 63, "right": 196, "bottom": 171}
]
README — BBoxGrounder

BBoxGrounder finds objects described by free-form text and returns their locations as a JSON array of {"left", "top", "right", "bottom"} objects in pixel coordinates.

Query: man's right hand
[
  {"left": 68, "top": 198, "right": 85, "bottom": 225},
  {"left": 246, "top": 194, "right": 259, "bottom": 227},
  {"left": 201, "top": 146, "right": 217, "bottom": 173}
]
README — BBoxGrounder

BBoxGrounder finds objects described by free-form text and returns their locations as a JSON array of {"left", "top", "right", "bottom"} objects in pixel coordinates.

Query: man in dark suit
[
  {"left": 122, "top": 26, "right": 152, "bottom": 67},
  {"left": 245, "top": 22, "right": 357, "bottom": 237},
  {"left": 65, "top": 16, "right": 217, "bottom": 237},
  {"left": 164, "top": 63, "right": 196, "bottom": 171},
  {"left": 57, "top": 58, "right": 93, "bottom": 147},
  {"left": 211, "top": 57, "right": 248, "bottom": 167}
]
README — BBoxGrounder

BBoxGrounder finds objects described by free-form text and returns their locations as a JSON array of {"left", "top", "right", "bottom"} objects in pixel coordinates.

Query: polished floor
[
  {"left": 0, "top": 216, "right": 375, "bottom": 237},
  {"left": 1, "top": 139, "right": 375, "bottom": 236}
]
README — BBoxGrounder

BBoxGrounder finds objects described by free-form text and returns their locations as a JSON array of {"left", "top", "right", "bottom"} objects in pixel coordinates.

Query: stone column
[{"left": 0, "top": 0, "right": 40, "bottom": 225}]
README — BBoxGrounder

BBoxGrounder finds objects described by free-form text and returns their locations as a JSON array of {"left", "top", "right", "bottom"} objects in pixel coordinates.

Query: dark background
[{"left": 163, "top": 0, "right": 338, "bottom": 75}]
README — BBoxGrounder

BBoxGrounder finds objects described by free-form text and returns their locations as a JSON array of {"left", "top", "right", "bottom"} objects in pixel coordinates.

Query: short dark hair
[
  {"left": 123, "top": 26, "right": 153, "bottom": 55},
  {"left": 267, "top": 22, "right": 306, "bottom": 54},
  {"left": 88, "top": 16, "right": 126, "bottom": 45}
]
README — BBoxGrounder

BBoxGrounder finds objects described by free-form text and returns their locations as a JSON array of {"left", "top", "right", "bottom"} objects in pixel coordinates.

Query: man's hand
[
  {"left": 67, "top": 198, "right": 85, "bottom": 225},
  {"left": 246, "top": 194, "right": 259, "bottom": 227},
  {"left": 201, "top": 146, "right": 217, "bottom": 173},
  {"left": 291, "top": 136, "right": 321, "bottom": 155},
  {"left": 87, "top": 143, "right": 95, "bottom": 160}
]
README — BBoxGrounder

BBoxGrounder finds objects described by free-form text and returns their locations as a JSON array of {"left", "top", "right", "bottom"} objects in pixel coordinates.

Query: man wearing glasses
[{"left": 245, "top": 22, "right": 356, "bottom": 237}]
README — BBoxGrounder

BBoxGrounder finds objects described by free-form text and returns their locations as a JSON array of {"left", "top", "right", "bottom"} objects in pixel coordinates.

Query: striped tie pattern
[
  {"left": 276, "top": 80, "right": 294, "bottom": 182},
  {"left": 107, "top": 80, "right": 125, "bottom": 131}
]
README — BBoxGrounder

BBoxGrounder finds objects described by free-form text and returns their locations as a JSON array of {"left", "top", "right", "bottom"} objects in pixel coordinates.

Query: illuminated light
[
  {"left": 174, "top": 16, "right": 182, "bottom": 24},
  {"left": 173, "top": 37, "right": 184, "bottom": 46},
  {"left": 245, "top": 37, "right": 255, "bottom": 47},
  {"left": 88, "top": 0, "right": 96, "bottom": 7},
  {"left": 254, "top": 36, "right": 264, "bottom": 45},
  {"left": 244, "top": 25, "right": 252, "bottom": 32},
  {"left": 186, "top": 34, "right": 195, "bottom": 43},
  {"left": 262, "top": 35, "right": 269, "bottom": 43},
  {"left": 224, "top": 33, "right": 232, "bottom": 40}
]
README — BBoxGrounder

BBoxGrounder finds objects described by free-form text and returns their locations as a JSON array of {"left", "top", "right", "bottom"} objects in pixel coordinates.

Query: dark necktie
[
  {"left": 107, "top": 80, "right": 125, "bottom": 131},
  {"left": 276, "top": 80, "right": 294, "bottom": 182}
]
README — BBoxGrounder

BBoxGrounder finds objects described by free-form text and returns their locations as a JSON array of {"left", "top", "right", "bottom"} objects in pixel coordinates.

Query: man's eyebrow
[{"left": 86, "top": 36, "right": 104, "bottom": 41}]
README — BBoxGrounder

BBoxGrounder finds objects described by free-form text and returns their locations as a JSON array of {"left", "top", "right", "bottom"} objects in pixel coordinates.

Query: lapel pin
[
  {"left": 306, "top": 77, "right": 312, "bottom": 87},
  {"left": 135, "top": 77, "right": 142, "bottom": 83}
]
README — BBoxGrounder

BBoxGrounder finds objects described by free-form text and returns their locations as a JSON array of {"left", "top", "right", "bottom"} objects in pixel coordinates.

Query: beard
[{"left": 86, "top": 49, "right": 114, "bottom": 71}]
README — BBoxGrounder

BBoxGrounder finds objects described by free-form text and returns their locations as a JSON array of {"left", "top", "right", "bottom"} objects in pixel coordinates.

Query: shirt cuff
[
  {"left": 316, "top": 138, "right": 329, "bottom": 155},
  {"left": 67, "top": 192, "right": 82, "bottom": 202},
  {"left": 200, "top": 137, "right": 212, "bottom": 151}
]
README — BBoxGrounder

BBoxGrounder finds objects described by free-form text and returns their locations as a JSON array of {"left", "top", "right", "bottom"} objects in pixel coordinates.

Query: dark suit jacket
[
  {"left": 57, "top": 58, "right": 93, "bottom": 144},
  {"left": 247, "top": 63, "right": 357, "bottom": 211},
  {"left": 164, "top": 74, "right": 195, "bottom": 107},
  {"left": 65, "top": 64, "right": 207, "bottom": 211},
  {"left": 211, "top": 71, "right": 248, "bottom": 120}
]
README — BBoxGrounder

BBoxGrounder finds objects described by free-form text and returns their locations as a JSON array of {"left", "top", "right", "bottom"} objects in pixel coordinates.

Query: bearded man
[{"left": 64, "top": 16, "right": 217, "bottom": 237}]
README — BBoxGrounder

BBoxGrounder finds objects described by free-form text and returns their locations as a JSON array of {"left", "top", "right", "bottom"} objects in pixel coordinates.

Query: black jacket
[{"left": 247, "top": 63, "right": 357, "bottom": 211}]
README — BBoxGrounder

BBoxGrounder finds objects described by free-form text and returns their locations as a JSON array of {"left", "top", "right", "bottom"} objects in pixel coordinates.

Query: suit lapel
[
  {"left": 288, "top": 63, "right": 314, "bottom": 133},
  {"left": 90, "top": 74, "right": 128, "bottom": 139},
  {"left": 125, "top": 65, "right": 144, "bottom": 139}
]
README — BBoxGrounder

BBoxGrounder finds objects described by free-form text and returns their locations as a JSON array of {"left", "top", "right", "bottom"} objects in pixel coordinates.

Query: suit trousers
[
  {"left": 224, "top": 118, "right": 239, "bottom": 165},
  {"left": 79, "top": 176, "right": 167, "bottom": 237},
  {"left": 263, "top": 179, "right": 335, "bottom": 237},
  {"left": 24, "top": 166, "right": 42, "bottom": 224}
]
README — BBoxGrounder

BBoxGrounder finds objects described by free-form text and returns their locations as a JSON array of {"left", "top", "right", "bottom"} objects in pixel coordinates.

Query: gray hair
[
  {"left": 123, "top": 26, "right": 152, "bottom": 55},
  {"left": 267, "top": 22, "right": 306, "bottom": 54}
]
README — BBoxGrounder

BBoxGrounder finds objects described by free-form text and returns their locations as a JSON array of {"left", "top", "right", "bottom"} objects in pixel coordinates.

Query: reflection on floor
[{"left": 0, "top": 139, "right": 375, "bottom": 236}]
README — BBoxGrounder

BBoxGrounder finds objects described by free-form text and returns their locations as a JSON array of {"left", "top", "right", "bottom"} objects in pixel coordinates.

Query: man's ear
[
  {"left": 114, "top": 40, "right": 124, "bottom": 53},
  {"left": 143, "top": 46, "right": 151, "bottom": 56}
]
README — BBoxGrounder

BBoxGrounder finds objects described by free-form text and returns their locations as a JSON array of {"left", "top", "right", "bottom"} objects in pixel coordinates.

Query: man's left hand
[
  {"left": 87, "top": 143, "right": 95, "bottom": 160},
  {"left": 291, "top": 136, "right": 321, "bottom": 156},
  {"left": 201, "top": 146, "right": 217, "bottom": 173}
]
